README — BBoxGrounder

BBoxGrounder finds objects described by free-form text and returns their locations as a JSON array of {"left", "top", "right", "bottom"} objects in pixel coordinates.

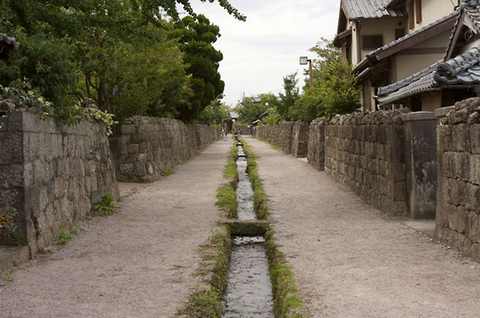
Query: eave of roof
[
  {"left": 354, "top": 10, "right": 460, "bottom": 74},
  {"left": 377, "top": 46, "right": 480, "bottom": 105},
  {"left": 333, "top": 29, "right": 352, "bottom": 47},
  {"left": 386, "top": 0, "right": 404, "bottom": 9},
  {"left": 341, "top": 0, "right": 404, "bottom": 20}
]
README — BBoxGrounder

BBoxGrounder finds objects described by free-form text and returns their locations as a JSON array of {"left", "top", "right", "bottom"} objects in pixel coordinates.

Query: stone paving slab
[
  {"left": 247, "top": 137, "right": 480, "bottom": 318},
  {"left": 0, "top": 139, "right": 231, "bottom": 318}
]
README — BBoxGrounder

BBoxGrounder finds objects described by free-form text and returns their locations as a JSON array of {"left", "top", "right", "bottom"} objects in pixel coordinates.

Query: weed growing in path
[
  {"left": 162, "top": 167, "right": 174, "bottom": 176},
  {"left": 56, "top": 226, "right": 79, "bottom": 245},
  {"left": 94, "top": 193, "right": 116, "bottom": 216}
]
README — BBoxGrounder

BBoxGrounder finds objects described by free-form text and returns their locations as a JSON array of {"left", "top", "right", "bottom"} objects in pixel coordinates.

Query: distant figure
[{"left": 222, "top": 127, "right": 227, "bottom": 141}]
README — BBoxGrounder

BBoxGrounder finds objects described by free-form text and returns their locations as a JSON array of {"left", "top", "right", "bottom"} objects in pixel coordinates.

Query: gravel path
[
  {"left": 247, "top": 137, "right": 480, "bottom": 318},
  {"left": 0, "top": 139, "right": 231, "bottom": 318}
]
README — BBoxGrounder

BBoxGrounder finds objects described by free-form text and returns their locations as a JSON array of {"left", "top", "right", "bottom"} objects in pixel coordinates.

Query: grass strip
[
  {"left": 216, "top": 142, "right": 238, "bottom": 219},
  {"left": 180, "top": 225, "right": 231, "bottom": 318},
  {"left": 179, "top": 140, "right": 238, "bottom": 317},
  {"left": 241, "top": 138, "right": 309, "bottom": 318}
]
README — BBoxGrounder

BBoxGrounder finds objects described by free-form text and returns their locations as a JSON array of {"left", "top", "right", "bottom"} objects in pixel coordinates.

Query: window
[
  {"left": 395, "top": 28, "right": 406, "bottom": 39},
  {"left": 416, "top": 0, "right": 423, "bottom": 24},
  {"left": 362, "top": 35, "right": 384, "bottom": 50}
]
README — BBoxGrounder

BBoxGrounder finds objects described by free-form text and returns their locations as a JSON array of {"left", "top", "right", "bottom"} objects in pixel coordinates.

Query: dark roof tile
[
  {"left": 342, "top": 0, "right": 403, "bottom": 19},
  {"left": 378, "top": 47, "right": 480, "bottom": 105}
]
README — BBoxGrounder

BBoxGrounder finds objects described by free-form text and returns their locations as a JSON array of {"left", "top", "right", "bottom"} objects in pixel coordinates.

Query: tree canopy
[
  {"left": 235, "top": 93, "right": 279, "bottom": 124},
  {"left": 173, "top": 15, "right": 225, "bottom": 122},
  {"left": 0, "top": 0, "right": 242, "bottom": 125}
]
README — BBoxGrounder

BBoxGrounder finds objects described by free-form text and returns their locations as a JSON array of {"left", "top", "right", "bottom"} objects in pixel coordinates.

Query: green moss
[
  {"left": 216, "top": 142, "right": 239, "bottom": 219},
  {"left": 180, "top": 225, "right": 231, "bottom": 318},
  {"left": 180, "top": 141, "right": 237, "bottom": 317},
  {"left": 241, "top": 141, "right": 269, "bottom": 220},
  {"left": 241, "top": 138, "right": 309, "bottom": 318},
  {"left": 216, "top": 184, "right": 237, "bottom": 219},
  {"left": 266, "top": 229, "right": 307, "bottom": 318},
  {"left": 224, "top": 144, "right": 238, "bottom": 180}
]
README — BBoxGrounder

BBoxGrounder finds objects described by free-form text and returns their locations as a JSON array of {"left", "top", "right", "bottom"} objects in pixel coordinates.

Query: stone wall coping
[
  {"left": 402, "top": 111, "right": 436, "bottom": 122},
  {"left": 434, "top": 106, "right": 455, "bottom": 119}
]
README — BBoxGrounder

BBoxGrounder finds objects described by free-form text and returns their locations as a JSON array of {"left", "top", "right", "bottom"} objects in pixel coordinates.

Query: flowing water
[
  {"left": 223, "top": 237, "right": 274, "bottom": 318},
  {"left": 223, "top": 142, "right": 274, "bottom": 318},
  {"left": 236, "top": 146, "right": 256, "bottom": 221}
]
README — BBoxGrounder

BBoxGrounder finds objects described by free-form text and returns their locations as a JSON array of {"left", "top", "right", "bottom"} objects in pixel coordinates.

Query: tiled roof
[
  {"left": 370, "top": 11, "right": 459, "bottom": 59},
  {"left": 342, "top": 0, "right": 403, "bottom": 19},
  {"left": 463, "top": 4, "right": 480, "bottom": 33},
  {"left": 377, "top": 47, "right": 480, "bottom": 105},
  {"left": 445, "top": 3, "right": 480, "bottom": 59}
]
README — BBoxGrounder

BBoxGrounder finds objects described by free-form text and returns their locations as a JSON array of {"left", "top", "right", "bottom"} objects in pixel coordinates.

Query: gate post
[{"left": 403, "top": 112, "right": 437, "bottom": 219}]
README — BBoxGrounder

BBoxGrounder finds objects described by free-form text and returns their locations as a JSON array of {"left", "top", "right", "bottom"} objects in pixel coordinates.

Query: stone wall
[
  {"left": 435, "top": 98, "right": 480, "bottom": 261},
  {"left": 307, "top": 119, "right": 326, "bottom": 170},
  {"left": 291, "top": 121, "right": 309, "bottom": 158},
  {"left": 324, "top": 111, "right": 409, "bottom": 216},
  {"left": 0, "top": 111, "right": 118, "bottom": 252},
  {"left": 256, "top": 122, "right": 294, "bottom": 154},
  {"left": 110, "top": 116, "right": 220, "bottom": 182}
]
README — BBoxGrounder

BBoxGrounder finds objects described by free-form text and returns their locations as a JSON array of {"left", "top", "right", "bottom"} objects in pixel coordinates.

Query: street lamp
[{"left": 299, "top": 56, "right": 313, "bottom": 87}]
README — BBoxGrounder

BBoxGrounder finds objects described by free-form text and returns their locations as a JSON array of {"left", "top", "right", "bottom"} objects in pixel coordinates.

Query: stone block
[
  {"left": 455, "top": 152, "right": 470, "bottom": 181},
  {"left": 470, "top": 125, "right": 480, "bottom": 154},
  {"left": 470, "top": 155, "right": 480, "bottom": 185},
  {"left": 453, "top": 124, "right": 468, "bottom": 152},
  {"left": 121, "top": 124, "right": 136, "bottom": 135},
  {"left": 127, "top": 144, "right": 139, "bottom": 154}
]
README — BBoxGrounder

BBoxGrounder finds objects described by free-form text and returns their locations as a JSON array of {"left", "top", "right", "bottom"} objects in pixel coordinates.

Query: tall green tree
[
  {"left": 289, "top": 39, "right": 359, "bottom": 121},
  {"left": 278, "top": 72, "right": 299, "bottom": 120},
  {"left": 173, "top": 15, "right": 224, "bottom": 122}
]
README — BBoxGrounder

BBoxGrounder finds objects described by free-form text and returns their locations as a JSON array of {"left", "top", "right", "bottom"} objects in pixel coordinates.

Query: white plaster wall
[
  {"left": 415, "top": 0, "right": 455, "bottom": 30},
  {"left": 359, "top": 18, "right": 407, "bottom": 61},
  {"left": 394, "top": 53, "right": 443, "bottom": 80}
]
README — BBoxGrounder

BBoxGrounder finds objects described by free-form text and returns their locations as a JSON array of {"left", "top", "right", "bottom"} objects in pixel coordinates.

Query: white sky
[{"left": 191, "top": 0, "right": 340, "bottom": 107}]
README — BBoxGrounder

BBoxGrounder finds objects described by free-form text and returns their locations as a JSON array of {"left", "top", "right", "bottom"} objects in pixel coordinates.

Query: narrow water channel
[
  {"left": 223, "top": 140, "right": 274, "bottom": 318},
  {"left": 236, "top": 143, "right": 256, "bottom": 220}
]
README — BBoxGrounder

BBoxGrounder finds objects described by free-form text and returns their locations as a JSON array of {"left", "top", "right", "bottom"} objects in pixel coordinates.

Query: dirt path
[
  {"left": 247, "top": 137, "right": 480, "bottom": 318},
  {"left": 0, "top": 139, "right": 231, "bottom": 318}
]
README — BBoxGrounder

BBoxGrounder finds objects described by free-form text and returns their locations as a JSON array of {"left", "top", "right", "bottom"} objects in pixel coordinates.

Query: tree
[
  {"left": 289, "top": 39, "right": 360, "bottom": 121},
  {"left": 235, "top": 93, "right": 279, "bottom": 124},
  {"left": 0, "top": 0, "right": 243, "bottom": 123},
  {"left": 278, "top": 72, "right": 299, "bottom": 120},
  {"left": 141, "top": 0, "right": 246, "bottom": 22},
  {"left": 173, "top": 15, "right": 225, "bottom": 122},
  {"left": 198, "top": 99, "right": 230, "bottom": 125}
]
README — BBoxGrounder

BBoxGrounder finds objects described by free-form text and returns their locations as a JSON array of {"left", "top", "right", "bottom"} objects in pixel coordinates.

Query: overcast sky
[{"left": 191, "top": 0, "right": 340, "bottom": 107}]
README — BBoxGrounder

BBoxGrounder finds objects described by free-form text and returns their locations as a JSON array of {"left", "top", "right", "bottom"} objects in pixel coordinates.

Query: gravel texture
[
  {"left": 247, "top": 136, "right": 480, "bottom": 318},
  {"left": 0, "top": 139, "right": 230, "bottom": 318}
]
